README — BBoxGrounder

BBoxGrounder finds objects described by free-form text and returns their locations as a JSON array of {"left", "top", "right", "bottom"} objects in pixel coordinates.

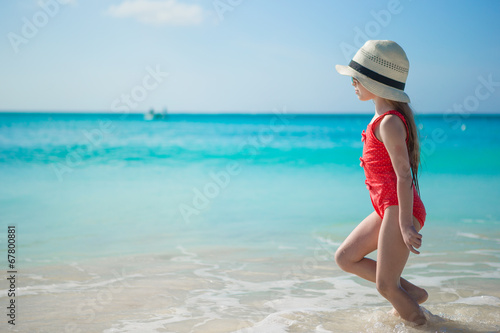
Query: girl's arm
[{"left": 379, "top": 115, "right": 423, "bottom": 254}]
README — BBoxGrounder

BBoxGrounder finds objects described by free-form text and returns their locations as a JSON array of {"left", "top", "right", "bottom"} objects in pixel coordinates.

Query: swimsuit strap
[{"left": 372, "top": 110, "right": 410, "bottom": 142}]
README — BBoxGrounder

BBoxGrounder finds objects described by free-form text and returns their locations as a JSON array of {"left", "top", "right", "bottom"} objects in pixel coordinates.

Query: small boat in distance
[{"left": 144, "top": 108, "right": 168, "bottom": 121}]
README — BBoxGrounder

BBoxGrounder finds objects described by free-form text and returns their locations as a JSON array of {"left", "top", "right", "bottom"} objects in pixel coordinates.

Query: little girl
[{"left": 334, "top": 40, "right": 427, "bottom": 325}]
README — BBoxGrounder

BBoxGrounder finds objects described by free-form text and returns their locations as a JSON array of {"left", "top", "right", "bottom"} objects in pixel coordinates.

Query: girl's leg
[
  {"left": 376, "top": 206, "right": 426, "bottom": 325},
  {"left": 335, "top": 211, "right": 381, "bottom": 280},
  {"left": 335, "top": 212, "right": 428, "bottom": 304}
]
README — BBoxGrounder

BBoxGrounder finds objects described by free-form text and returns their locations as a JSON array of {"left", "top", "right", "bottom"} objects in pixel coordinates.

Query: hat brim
[{"left": 335, "top": 64, "right": 410, "bottom": 103}]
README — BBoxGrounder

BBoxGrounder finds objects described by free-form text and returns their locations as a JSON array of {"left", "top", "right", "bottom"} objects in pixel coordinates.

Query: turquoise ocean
[{"left": 1, "top": 112, "right": 499, "bottom": 332}]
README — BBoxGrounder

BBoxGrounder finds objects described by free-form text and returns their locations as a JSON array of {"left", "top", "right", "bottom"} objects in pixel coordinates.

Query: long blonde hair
[{"left": 385, "top": 100, "right": 421, "bottom": 195}]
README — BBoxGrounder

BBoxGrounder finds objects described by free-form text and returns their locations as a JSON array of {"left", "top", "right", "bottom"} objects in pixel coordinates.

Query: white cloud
[{"left": 107, "top": 0, "right": 204, "bottom": 26}]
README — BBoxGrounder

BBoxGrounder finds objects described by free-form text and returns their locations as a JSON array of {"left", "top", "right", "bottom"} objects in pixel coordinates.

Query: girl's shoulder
[{"left": 375, "top": 112, "right": 408, "bottom": 142}]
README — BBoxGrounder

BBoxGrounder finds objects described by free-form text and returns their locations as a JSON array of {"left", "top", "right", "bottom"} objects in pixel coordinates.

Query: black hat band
[{"left": 349, "top": 60, "right": 406, "bottom": 91}]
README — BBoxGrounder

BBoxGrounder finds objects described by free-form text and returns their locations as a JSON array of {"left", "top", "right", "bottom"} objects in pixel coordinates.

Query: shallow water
[
  {"left": 1, "top": 113, "right": 499, "bottom": 332},
  {"left": 6, "top": 243, "right": 499, "bottom": 332}
]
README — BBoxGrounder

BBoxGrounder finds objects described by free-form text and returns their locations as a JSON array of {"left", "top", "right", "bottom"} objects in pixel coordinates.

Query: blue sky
[{"left": 1, "top": 0, "right": 499, "bottom": 113}]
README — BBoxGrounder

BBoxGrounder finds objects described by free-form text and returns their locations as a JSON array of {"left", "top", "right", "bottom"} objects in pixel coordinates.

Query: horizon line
[{"left": 1, "top": 110, "right": 500, "bottom": 116}]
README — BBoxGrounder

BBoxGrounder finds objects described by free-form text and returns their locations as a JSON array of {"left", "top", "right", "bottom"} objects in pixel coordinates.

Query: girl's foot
[
  {"left": 390, "top": 287, "right": 428, "bottom": 317},
  {"left": 391, "top": 307, "right": 427, "bottom": 326},
  {"left": 407, "top": 286, "right": 428, "bottom": 304},
  {"left": 400, "top": 278, "right": 428, "bottom": 304}
]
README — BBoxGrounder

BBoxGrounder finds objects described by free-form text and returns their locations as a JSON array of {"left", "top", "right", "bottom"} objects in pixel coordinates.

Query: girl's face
[{"left": 352, "top": 78, "right": 376, "bottom": 101}]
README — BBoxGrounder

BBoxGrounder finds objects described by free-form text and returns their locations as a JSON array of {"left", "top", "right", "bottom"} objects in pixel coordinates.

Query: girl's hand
[{"left": 401, "top": 225, "right": 422, "bottom": 254}]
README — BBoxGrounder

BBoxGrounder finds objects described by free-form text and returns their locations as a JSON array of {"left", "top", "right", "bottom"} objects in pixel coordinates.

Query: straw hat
[{"left": 336, "top": 40, "right": 410, "bottom": 103}]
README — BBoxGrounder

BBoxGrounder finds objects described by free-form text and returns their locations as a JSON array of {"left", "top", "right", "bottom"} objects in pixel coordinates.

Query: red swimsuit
[{"left": 360, "top": 111, "right": 426, "bottom": 228}]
